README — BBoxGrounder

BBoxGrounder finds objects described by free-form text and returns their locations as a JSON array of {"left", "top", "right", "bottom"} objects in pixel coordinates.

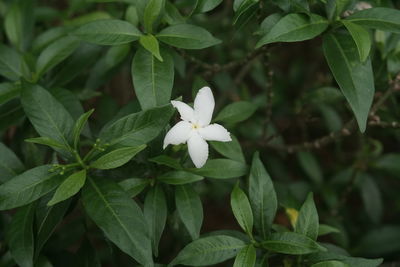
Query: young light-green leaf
[
  {"left": 345, "top": 7, "right": 400, "bottom": 33},
  {"left": 262, "top": 232, "right": 327, "bottom": 255},
  {"left": 157, "top": 24, "right": 221, "bottom": 49},
  {"left": 248, "top": 152, "right": 277, "bottom": 239},
  {"left": 139, "top": 34, "right": 163, "bottom": 61},
  {"left": 295, "top": 192, "right": 319, "bottom": 240},
  {"left": 175, "top": 185, "right": 203, "bottom": 240},
  {"left": 323, "top": 32, "right": 375, "bottom": 132},
  {"left": 0, "top": 165, "right": 64, "bottom": 210},
  {"left": 158, "top": 171, "right": 203, "bottom": 185},
  {"left": 342, "top": 21, "right": 371, "bottom": 62},
  {"left": 144, "top": 184, "right": 167, "bottom": 257},
  {"left": 90, "top": 145, "right": 146, "bottom": 170},
  {"left": 231, "top": 183, "right": 253, "bottom": 237},
  {"left": 233, "top": 245, "right": 256, "bottom": 267},
  {"left": 21, "top": 84, "right": 75, "bottom": 148},
  {"left": 82, "top": 177, "right": 153, "bottom": 266},
  {"left": 170, "top": 235, "right": 246, "bottom": 266},
  {"left": 74, "top": 19, "right": 142, "bottom": 45},
  {"left": 256, "top": 13, "right": 329, "bottom": 47},
  {"left": 132, "top": 47, "right": 174, "bottom": 110},
  {"left": 47, "top": 170, "right": 87, "bottom": 206}
]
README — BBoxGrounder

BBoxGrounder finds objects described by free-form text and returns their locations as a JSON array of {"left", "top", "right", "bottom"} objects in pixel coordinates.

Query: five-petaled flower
[{"left": 163, "top": 87, "right": 232, "bottom": 168}]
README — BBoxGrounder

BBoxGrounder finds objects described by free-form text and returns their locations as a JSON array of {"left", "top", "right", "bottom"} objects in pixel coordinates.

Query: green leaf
[
  {"left": 262, "top": 232, "right": 327, "bottom": 255},
  {"left": 73, "top": 109, "right": 94, "bottom": 149},
  {"left": 193, "top": 0, "right": 223, "bottom": 13},
  {"left": 256, "top": 13, "right": 328, "bottom": 47},
  {"left": 132, "top": 47, "right": 174, "bottom": 110},
  {"left": 82, "top": 177, "right": 153, "bottom": 265},
  {"left": 0, "top": 83, "right": 20, "bottom": 105},
  {"left": 139, "top": 34, "right": 163, "bottom": 61},
  {"left": 189, "top": 159, "right": 248, "bottom": 179},
  {"left": 21, "top": 84, "right": 74, "bottom": 148},
  {"left": 342, "top": 21, "right": 371, "bottom": 62},
  {"left": 7, "top": 203, "right": 36, "bottom": 267},
  {"left": 0, "top": 142, "right": 24, "bottom": 183},
  {"left": 214, "top": 101, "right": 257, "bottom": 124},
  {"left": 296, "top": 151, "right": 323, "bottom": 185},
  {"left": 32, "top": 26, "right": 69, "bottom": 54},
  {"left": 233, "top": 0, "right": 259, "bottom": 29},
  {"left": 311, "top": 260, "right": 349, "bottom": 267},
  {"left": 74, "top": 19, "right": 142, "bottom": 45},
  {"left": 144, "top": 0, "right": 165, "bottom": 33},
  {"left": 118, "top": 178, "right": 150, "bottom": 197},
  {"left": 295, "top": 192, "right": 319, "bottom": 240},
  {"left": 0, "top": 165, "right": 64, "bottom": 210},
  {"left": 318, "top": 224, "right": 340, "bottom": 236},
  {"left": 358, "top": 174, "right": 382, "bottom": 224},
  {"left": 323, "top": 32, "right": 374, "bottom": 132},
  {"left": 157, "top": 24, "right": 221, "bottom": 49},
  {"left": 35, "top": 198, "right": 71, "bottom": 256},
  {"left": 231, "top": 183, "right": 253, "bottom": 237},
  {"left": 175, "top": 185, "right": 203, "bottom": 240},
  {"left": 90, "top": 145, "right": 146, "bottom": 170},
  {"left": 99, "top": 104, "right": 174, "bottom": 146},
  {"left": 47, "top": 170, "right": 86, "bottom": 206},
  {"left": 35, "top": 36, "right": 80, "bottom": 78},
  {"left": 144, "top": 184, "right": 167, "bottom": 257},
  {"left": 248, "top": 152, "right": 277, "bottom": 239},
  {"left": 25, "top": 137, "right": 69, "bottom": 150},
  {"left": 256, "top": 13, "right": 283, "bottom": 36},
  {"left": 233, "top": 245, "right": 256, "bottom": 267},
  {"left": 308, "top": 251, "right": 383, "bottom": 267},
  {"left": 158, "top": 171, "right": 203, "bottom": 185},
  {"left": 0, "top": 44, "right": 30, "bottom": 81},
  {"left": 170, "top": 235, "right": 246, "bottom": 266},
  {"left": 149, "top": 155, "right": 182, "bottom": 169},
  {"left": 210, "top": 135, "right": 245, "bottom": 163},
  {"left": 373, "top": 153, "right": 400, "bottom": 177},
  {"left": 345, "top": 7, "right": 400, "bottom": 33}
]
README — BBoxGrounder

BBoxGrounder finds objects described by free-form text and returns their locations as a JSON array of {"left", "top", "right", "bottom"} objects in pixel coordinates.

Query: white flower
[{"left": 163, "top": 87, "right": 232, "bottom": 168}]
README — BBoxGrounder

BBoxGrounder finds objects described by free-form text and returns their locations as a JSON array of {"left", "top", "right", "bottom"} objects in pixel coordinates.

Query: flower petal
[
  {"left": 171, "top": 100, "right": 195, "bottom": 122},
  {"left": 198, "top": 123, "right": 232, "bottom": 142},
  {"left": 163, "top": 121, "right": 192, "bottom": 149},
  {"left": 194, "top": 86, "right": 215, "bottom": 126},
  {"left": 187, "top": 132, "right": 209, "bottom": 168}
]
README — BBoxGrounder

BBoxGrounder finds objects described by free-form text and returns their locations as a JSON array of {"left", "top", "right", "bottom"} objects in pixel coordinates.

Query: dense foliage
[{"left": 1, "top": 0, "right": 400, "bottom": 266}]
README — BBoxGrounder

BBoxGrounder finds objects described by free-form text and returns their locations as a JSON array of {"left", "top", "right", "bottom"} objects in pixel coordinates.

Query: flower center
[{"left": 191, "top": 123, "right": 201, "bottom": 130}]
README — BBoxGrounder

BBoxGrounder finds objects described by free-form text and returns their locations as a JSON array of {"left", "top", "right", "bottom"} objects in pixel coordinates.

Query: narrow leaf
[
  {"left": 90, "top": 145, "right": 146, "bottom": 169},
  {"left": 295, "top": 192, "right": 319, "bottom": 240},
  {"left": 158, "top": 171, "right": 203, "bottom": 185},
  {"left": 25, "top": 137, "right": 69, "bottom": 150},
  {"left": 214, "top": 101, "right": 257, "bottom": 124},
  {"left": 343, "top": 21, "right": 371, "bottom": 62},
  {"left": 139, "top": 34, "right": 163, "bottom": 61},
  {"left": 233, "top": 245, "right": 256, "bottom": 267},
  {"left": 47, "top": 170, "right": 87, "bottom": 206},
  {"left": 0, "top": 44, "right": 30, "bottom": 81},
  {"left": 231, "top": 183, "right": 253, "bottom": 237},
  {"left": 119, "top": 178, "right": 150, "bottom": 197},
  {"left": 346, "top": 7, "right": 400, "bottom": 33},
  {"left": 210, "top": 135, "right": 245, "bottom": 163},
  {"left": 0, "top": 142, "right": 24, "bottom": 183},
  {"left": 73, "top": 109, "right": 94, "bottom": 149},
  {"left": 144, "top": 0, "right": 165, "bottom": 33},
  {"left": 189, "top": 159, "right": 248, "bottom": 179},
  {"left": 262, "top": 232, "right": 326, "bottom": 255}
]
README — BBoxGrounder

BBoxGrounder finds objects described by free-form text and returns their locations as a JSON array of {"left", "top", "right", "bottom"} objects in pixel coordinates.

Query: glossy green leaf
[
  {"left": 170, "top": 235, "right": 246, "bottom": 266},
  {"left": 0, "top": 83, "right": 20, "bottom": 105},
  {"left": 308, "top": 251, "right": 383, "bottom": 267},
  {"left": 0, "top": 165, "right": 64, "bottom": 210},
  {"left": 25, "top": 137, "right": 68, "bottom": 150},
  {"left": 144, "top": 0, "right": 165, "bottom": 33},
  {"left": 48, "top": 170, "right": 86, "bottom": 206},
  {"left": 233, "top": 245, "right": 256, "bottom": 267},
  {"left": 118, "top": 178, "right": 150, "bottom": 197},
  {"left": 257, "top": 13, "right": 283, "bottom": 36},
  {"left": 144, "top": 184, "right": 167, "bottom": 257},
  {"left": 82, "top": 177, "right": 153, "bottom": 265},
  {"left": 157, "top": 24, "right": 221, "bottom": 49},
  {"left": 73, "top": 109, "right": 94, "bottom": 149},
  {"left": 262, "top": 232, "right": 326, "bottom": 255},
  {"left": 0, "top": 44, "right": 30, "bottom": 81},
  {"left": 35, "top": 36, "right": 80, "bottom": 78},
  {"left": 295, "top": 192, "right": 319, "bottom": 240},
  {"left": 175, "top": 185, "right": 203, "bottom": 240},
  {"left": 7, "top": 203, "right": 36, "bottom": 267},
  {"left": 132, "top": 47, "right": 174, "bottom": 110},
  {"left": 256, "top": 13, "right": 328, "bottom": 47},
  {"left": 0, "top": 142, "right": 24, "bottom": 183},
  {"left": 214, "top": 101, "right": 257, "bottom": 124},
  {"left": 346, "top": 7, "right": 400, "bottom": 33},
  {"left": 189, "top": 159, "right": 248, "bottom": 179},
  {"left": 193, "top": 0, "right": 223, "bottom": 13},
  {"left": 323, "top": 32, "right": 374, "bottom": 132},
  {"left": 311, "top": 261, "right": 349, "bottom": 267},
  {"left": 32, "top": 26, "right": 69, "bottom": 54},
  {"left": 210, "top": 135, "right": 245, "bottom": 163},
  {"left": 343, "top": 21, "right": 371, "bottom": 62},
  {"left": 248, "top": 152, "right": 277, "bottom": 239},
  {"left": 233, "top": 0, "right": 258, "bottom": 29},
  {"left": 90, "top": 145, "right": 146, "bottom": 169},
  {"left": 231, "top": 183, "right": 253, "bottom": 236},
  {"left": 158, "top": 171, "right": 203, "bottom": 185},
  {"left": 99, "top": 104, "right": 174, "bottom": 146},
  {"left": 139, "top": 34, "right": 163, "bottom": 61},
  {"left": 21, "top": 84, "right": 74, "bottom": 148},
  {"left": 149, "top": 155, "right": 182, "bottom": 169},
  {"left": 74, "top": 19, "right": 142, "bottom": 45}
]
